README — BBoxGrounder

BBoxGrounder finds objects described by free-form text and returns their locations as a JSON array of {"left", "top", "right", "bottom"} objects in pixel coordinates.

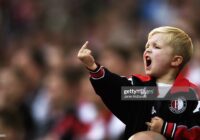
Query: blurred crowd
[{"left": 0, "top": 0, "right": 200, "bottom": 140}]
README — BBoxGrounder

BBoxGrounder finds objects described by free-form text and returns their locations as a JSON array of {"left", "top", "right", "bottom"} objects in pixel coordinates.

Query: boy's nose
[{"left": 145, "top": 47, "right": 152, "bottom": 53}]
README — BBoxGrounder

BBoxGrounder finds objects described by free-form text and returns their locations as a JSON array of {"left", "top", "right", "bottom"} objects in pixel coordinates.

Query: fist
[
  {"left": 77, "top": 41, "right": 97, "bottom": 70},
  {"left": 146, "top": 116, "right": 164, "bottom": 133}
]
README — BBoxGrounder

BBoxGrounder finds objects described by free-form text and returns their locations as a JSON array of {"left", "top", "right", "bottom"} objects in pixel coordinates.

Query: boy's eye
[{"left": 154, "top": 45, "right": 160, "bottom": 49}]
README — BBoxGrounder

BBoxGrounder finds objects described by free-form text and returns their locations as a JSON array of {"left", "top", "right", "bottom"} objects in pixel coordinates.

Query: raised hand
[{"left": 77, "top": 41, "right": 97, "bottom": 70}]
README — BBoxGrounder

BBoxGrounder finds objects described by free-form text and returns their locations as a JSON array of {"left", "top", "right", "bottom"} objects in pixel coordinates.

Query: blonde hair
[{"left": 148, "top": 26, "right": 193, "bottom": 69}]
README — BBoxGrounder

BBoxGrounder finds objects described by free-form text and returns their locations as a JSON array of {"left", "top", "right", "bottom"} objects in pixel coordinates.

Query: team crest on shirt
[{"left": 169, "top": 96, "right": 187, "bottom": 114}]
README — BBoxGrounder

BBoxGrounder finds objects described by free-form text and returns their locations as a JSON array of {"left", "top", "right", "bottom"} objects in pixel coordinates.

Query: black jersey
[{"left": 89, "top": 65, "right": 200, "bottom": 140}]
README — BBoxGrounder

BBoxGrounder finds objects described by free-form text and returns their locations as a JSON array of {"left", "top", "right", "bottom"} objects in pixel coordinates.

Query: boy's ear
[{"left": 171, "top": 55, "right": 183, "bottom": 67}]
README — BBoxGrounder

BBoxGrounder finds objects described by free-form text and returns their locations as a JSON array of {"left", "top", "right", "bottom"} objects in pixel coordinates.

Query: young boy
[{"left": 78, "top": 26, "right": 200, "bottom": 140}]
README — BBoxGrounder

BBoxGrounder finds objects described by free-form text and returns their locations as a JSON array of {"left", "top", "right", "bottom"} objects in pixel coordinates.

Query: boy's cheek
[{"left": 154, "top": 55, "right": 171, "bottom": 67}]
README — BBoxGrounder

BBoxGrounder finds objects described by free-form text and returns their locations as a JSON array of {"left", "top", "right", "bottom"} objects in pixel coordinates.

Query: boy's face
[{"left": 143, "top": 33, "right": 175, "bottom": 77}]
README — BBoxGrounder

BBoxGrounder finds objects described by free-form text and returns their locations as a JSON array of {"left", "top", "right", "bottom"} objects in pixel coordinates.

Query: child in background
[{"left": 78, "top": 26, "right": 200, "bottom": 140}]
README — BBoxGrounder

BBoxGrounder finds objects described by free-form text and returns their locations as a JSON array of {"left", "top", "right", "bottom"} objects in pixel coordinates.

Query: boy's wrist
[
  {"left": 88, "top": 63, "right": 105, "bottom": 79},
  {"left": 86, "top": 63, "right": 98, "bottom": 71}
]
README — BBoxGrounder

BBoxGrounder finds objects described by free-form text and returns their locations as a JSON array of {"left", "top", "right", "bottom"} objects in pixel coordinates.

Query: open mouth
[{"left": 146, "top": 56, "right": 152, "bottom": 67}]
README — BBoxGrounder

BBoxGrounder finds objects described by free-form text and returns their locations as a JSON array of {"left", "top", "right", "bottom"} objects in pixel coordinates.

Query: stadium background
[{"left": 0, "top": 0, "right": 200, "bottom": 140}]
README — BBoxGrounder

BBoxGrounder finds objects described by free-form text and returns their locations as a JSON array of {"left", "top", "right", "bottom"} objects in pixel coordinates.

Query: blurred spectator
[
  {"left": 32, "top": 66, "right": 85, "bottom": 140},
  {"left": 9, "top": 48, "right": 46, "bottom": 136},
  {"left": 0, "top": 68, "right": 34, "bottom": 140},
  {"left": 10, "top": 47, "right": 45, "bottom": 93}
]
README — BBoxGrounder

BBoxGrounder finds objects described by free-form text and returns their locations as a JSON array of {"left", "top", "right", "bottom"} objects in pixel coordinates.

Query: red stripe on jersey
[
  {"left": 90, "top": 67, "right": 105, "bottom": 79},
  {"left": 165, "top": 122, "right": 174, "bottom": 138}
]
